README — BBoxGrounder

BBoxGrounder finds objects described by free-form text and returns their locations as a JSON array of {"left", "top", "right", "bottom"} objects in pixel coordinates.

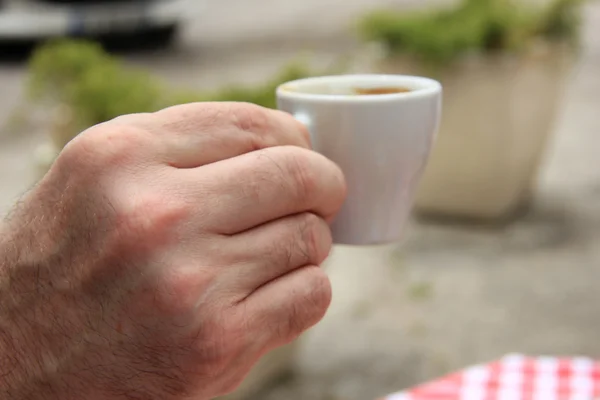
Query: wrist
[
  {"left": 0, "top": 223, "right": 37, "bottom": 398},
  {"left": 0, "top": 210, "right": 85, "bottom": 400},
  {"left": 0, "top": 229, "right": 27, "bottom": 397}
]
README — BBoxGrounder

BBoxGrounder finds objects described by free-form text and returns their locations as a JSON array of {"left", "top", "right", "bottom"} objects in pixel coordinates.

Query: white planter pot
[
  {"left": 219, "top": 341, "right": 299, "bottom": 400},
  {"left": 372, "top": 42, "right": 574, "bottom": 220}
]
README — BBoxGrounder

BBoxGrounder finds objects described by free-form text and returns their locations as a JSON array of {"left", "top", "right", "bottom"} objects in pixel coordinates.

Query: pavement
[{"left": 1, "top": 1, "right": 600, "bottom": 400}]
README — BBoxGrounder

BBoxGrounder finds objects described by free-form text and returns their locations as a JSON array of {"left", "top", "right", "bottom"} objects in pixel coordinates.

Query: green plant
[
  {"left": 358, "top": 0, "right": 582, "bottom": 67},
  {"left": 535, "top": 0, "right": 583, "bottom": 44},
  {"left": 26, "top": 40, "right": 335, "bottom": 147},
  {"left": 28, "top": 39, "right": 166, "bottom": 131},
  {"left": 166, "top": 59, "right": 331, "bottom": 110},
  {"left": 70, "top": 63, "right": 165, "bottom": 128},
  {"left": 28, "top": 39, "right": 114, "bottom": 104}
]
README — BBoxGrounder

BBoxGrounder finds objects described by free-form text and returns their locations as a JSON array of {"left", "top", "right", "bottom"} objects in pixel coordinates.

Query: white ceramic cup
[{"left": 276, "top": 74, "right": 442, "bottom": 245}]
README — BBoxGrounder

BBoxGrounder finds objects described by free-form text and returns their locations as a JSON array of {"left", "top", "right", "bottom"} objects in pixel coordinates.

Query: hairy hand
[{"left": 0, "top": 102, "right": 346, "bottom": 400}]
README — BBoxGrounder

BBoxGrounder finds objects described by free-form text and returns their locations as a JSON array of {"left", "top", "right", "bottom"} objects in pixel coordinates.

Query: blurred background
[{"left": 0, "top": 0, "right": 599, "bottom": 399}]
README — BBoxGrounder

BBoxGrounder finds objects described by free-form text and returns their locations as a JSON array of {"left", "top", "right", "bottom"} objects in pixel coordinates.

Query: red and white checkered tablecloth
[{"left": 380, "top": 354, "right": 600, "bottom": 400}]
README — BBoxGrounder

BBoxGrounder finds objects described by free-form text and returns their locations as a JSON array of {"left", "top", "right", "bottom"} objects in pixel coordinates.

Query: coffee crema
[{"left": 353, "top": 87, "right": 412, "bottom": 95}]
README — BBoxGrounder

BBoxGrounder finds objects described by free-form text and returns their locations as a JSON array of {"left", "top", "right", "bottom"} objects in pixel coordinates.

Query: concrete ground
[{"left": 1, "top": 1, "right": 600, "bottom": 399}]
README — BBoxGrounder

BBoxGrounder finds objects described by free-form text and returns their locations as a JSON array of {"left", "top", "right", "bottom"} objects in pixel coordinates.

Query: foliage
[
  {"left": 534, "top": 0, "right": 583, "bottom": 44},
  {"left": 358, "top": 0, "right": 582, "bottom": 67},
  {"left": 69, "top": 62, "right": 165, "bottom": 128},
  {"left": 166, "top": 60, "right": 319, "bottom": 110},
  {"left": 27, "top": 40, "right": 330, "bottom": 145},
  {"left": 28, "top": 40, "right": 112, "bottom": 103},
  {"left": 28, "top": 39, "right": 167, "bottom": 132}
]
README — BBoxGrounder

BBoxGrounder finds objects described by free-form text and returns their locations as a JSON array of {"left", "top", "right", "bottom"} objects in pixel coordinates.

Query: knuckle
[
  {"left": 193, "top": 337, "right": 235, "bottom": 381},
  {"left": 303, "top": 268, "right": 333, "bottom": 318},
  {"left": 155, "top": 267, "right": 207, "bottom": 316},
  {"left": 192, "top": 317, "right": 244, "bottom": 380},
  {"left": 117, "top": 193, "right": 190, "bottom": 246},
  {"left": 283, "top": 301, "right": 307, "bottom": 340},
  {"left": 229, "top": 102, "right": 269, "bottom": 134},
  {"left": 296, "top": 213, "right": 331, "bottom": 265},
  {"left": 284, "top": 268, "right": 332, "bottom": 339},
  {"left": 284, "top": 147, "right": 319, "bottom": 200},
  {"left": 60, "top": 123, "right": 149, "bottom": 170},
  {"left": 266, "top": 236, "right": 296, "bottom": 274}
]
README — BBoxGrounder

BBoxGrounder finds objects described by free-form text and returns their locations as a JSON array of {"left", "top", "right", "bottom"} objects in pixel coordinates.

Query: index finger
[
  {"left": 136, "top": 102, "right": 311, "bottom": 168},
  {"left": 179, "top": 145, "right": 347, "bottom": 235}
]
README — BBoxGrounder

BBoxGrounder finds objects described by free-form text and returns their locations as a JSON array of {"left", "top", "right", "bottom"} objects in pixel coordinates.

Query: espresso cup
[{"left": 277, "top": 74, "right": 442, "bottom": 245}]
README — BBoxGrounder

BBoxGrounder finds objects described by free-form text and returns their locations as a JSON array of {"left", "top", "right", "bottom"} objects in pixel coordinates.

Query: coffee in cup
[{"left": 353, "top": 87, "right": 412, "bottom": 95}]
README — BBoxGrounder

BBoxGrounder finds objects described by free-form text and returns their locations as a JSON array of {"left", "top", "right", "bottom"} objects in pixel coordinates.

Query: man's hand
[{"left": 0, "top": 102, "right": 346, "bottom": 399}]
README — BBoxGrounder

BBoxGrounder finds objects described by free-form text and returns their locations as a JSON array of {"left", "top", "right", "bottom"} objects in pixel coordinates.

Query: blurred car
[{"left": 0, "top": 0, "right": 190, "bottom": 43}]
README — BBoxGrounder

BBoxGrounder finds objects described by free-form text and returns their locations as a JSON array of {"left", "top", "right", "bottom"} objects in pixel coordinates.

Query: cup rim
[{"left": 276, "top": 74, "right": 441, "bottom": 102}]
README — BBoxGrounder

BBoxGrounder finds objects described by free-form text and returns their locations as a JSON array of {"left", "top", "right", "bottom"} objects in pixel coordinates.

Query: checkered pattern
[{"left": 380, "top": 354, "right": 600, "bottom": 400}]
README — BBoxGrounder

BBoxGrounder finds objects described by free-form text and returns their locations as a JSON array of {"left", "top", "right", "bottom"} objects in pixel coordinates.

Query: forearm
[
  {"left": 0, "top": 192, "right": 157, "bottom": 400},
  {"left": 0, "top": 224, "right": 54, "bottom": 399},
  {"left": 0, "top": 229, "right": 38, "bottom": 399},
  {"left": 0, "top": 212, "right": 96, "bottom": 400}
]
